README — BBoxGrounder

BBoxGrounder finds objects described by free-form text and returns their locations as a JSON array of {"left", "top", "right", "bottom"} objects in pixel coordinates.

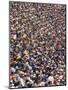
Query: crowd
[{"left": 9, "top": 2, "right": 66, "bottom": 88}]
